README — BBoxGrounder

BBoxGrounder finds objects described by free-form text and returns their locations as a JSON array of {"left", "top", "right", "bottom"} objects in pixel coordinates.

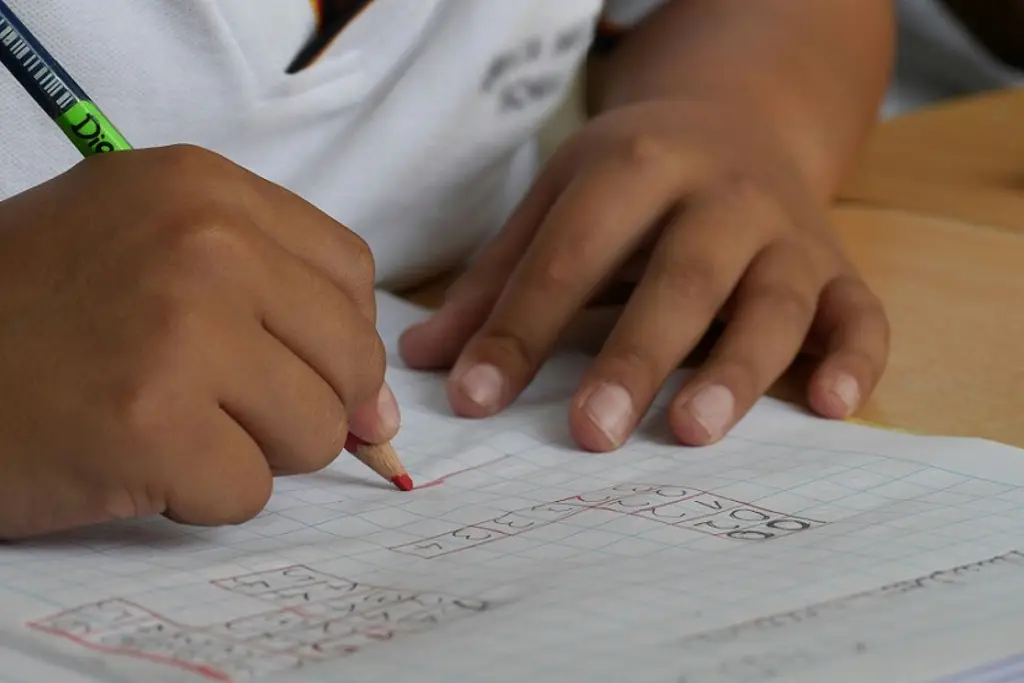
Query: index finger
[{"left": 447, "top": 140, "right": 691, "bottom": 417}]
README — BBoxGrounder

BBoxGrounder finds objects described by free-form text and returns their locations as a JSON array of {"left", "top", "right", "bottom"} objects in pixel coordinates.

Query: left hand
[{"left": 398, "top": 99, "right": 889, "bottom": 451}]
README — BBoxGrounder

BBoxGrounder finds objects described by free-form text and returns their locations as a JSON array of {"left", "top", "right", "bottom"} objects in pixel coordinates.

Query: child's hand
[
  {"left": 0, "top": 145, "right": 392, "bottom": 539},
  {"left": 400, "top": 100, "right": 889, "bottom": 450}
]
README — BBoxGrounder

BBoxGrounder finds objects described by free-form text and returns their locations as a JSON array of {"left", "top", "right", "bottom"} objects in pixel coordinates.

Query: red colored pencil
[{"left": 345, "top": 435, "right": 414, "bottom": 491}]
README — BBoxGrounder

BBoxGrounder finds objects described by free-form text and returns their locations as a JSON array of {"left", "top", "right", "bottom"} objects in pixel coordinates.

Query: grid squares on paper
[
  {"left": 388, "top": 483, "right": 826, "bottom": 560},
  {"left": 2, "top": 350, "right": 1024, "bottom": 682},
  {"left": 26, "top": 565, "right": 490, "bottom": 682}
]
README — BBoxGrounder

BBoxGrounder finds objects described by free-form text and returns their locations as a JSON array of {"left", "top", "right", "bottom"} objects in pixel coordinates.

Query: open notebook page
[{"left": 1, "top": 292, "right": 1023, "bottom": 683}]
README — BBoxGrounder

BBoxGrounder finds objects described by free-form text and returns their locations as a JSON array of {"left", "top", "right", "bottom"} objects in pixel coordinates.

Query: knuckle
[
  {"left": 604, "top": 343, "right": 663, "bottom": 392},
  {"left": 848, "top": 274, "right": 887, "bottom": 313},
  {"left": 345, "top": 231, "right": 376, "bottom": 285},
  {"left": 478, "top": 329, "right": 542, "bottom": 373},
  {"left": 618, "top": 133, "right": 672, "bottom": 169},
  {"left": 156, "top": 143, "right": 234, "bottom": 179},
  {"left": 709, "top": 357, "right": 760, "bottom": 398},
  {"left": 714, "top": 169, "right": 765, "bottom": 204},
  {"left": 144, "top": 287, "right": 215, "bottom": 350},
  {"left": 152, "top": 145, "right": 255, "bottom": 211},
  {"left": 828, "top": 274, "right": 891, "bottom": 340},
  {"left": 649, "top": 255, "right": 721, "bottom": 307},
  {"left": 752, "top": 284, "right": 816, "bottom": 321},
  {"left": 535, "top": 246, "right": 582, "bottom": 292},
  {"left": 709, "top": 171, "right": 784, "bottom": 230},
  {"left": 110, "top": 373, "right": 177, "bottom": 446},
  {"left": 161, "top": 207, "right": 260, "bottom": 278}
]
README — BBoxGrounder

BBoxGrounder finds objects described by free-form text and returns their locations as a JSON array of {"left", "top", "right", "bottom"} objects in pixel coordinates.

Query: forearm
[{"left": 587, "top": 0, "right": 895, "bottom": 199}]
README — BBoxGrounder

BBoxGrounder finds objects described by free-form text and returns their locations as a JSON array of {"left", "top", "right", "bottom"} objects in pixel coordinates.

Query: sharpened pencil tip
[{"left": 391, "top": 474, "right": 414, "bottom": 492}]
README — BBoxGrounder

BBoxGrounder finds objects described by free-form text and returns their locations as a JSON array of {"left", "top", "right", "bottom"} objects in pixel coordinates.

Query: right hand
[{"left": 0, "top": 144, "right": 395, "bottom": 539}]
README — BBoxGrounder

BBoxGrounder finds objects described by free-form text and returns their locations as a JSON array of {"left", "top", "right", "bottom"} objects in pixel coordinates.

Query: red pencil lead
[
  {"left": 344, "top": 434, "right": 412, "bottom": 492},
  {"left": 391, "top": 474, "right": 415, "bottom": 492}
]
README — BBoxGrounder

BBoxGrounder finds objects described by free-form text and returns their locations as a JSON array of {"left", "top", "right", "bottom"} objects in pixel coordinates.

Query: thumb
[{"left": 345, "top": 382, "right": 401, "bottom": 445}]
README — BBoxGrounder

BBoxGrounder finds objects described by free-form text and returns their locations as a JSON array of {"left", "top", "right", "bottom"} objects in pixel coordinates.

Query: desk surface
[
  {"left": 829, "top": 206, "right": 1023, "bottom": 447},
  {"left": 839, "top": 89, "right": 1024, "bottom": 232}
]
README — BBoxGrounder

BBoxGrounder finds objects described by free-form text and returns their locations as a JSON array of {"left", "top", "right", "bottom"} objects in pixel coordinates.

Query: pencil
[
  {"left": 0, "top": 0, "right": 131, "bottom": 155},
  {"left": 0, "top": 1, "right": 413, "bottom": 493},
  {"left": 345, "top": 435, "right": 414, "bottom": 491}
]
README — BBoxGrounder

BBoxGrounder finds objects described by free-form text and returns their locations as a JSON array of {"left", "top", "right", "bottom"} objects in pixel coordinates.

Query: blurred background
[{"left": 885, "top": 0, "right": 1022, "bottom": 116}]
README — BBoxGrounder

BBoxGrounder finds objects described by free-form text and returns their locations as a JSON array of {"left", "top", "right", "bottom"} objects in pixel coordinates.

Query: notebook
[{"left": 1, "top": 292, "right": 1023, "bottom": 683}]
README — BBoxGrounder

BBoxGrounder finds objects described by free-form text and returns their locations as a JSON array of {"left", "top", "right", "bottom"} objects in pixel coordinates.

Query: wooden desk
[
  {"left": 830, "top": 206, "right": 1023, "bottom": 447},
  {"left": 402, "top": 205, "right": 1024, "bottom": 449},
  {"left": 839, "top": 89, "right": 1024, "bottom": 232}
]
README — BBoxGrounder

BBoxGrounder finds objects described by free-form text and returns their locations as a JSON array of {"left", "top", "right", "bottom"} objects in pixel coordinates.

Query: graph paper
[{"left": 1, "top": 293, "right": 1023, "bottom": 683}]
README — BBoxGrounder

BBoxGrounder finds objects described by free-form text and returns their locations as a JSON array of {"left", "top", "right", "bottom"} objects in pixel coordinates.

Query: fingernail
[
  {"left": 687, "top": 384, "right": 734, "bottom": 442},
  {"left": 458, "top": 363, "right": 504, "bottom": 409},
  {"left": 830, "top": 373, "right": 860, "bottom": 416},
  {"left": 583, "top": 383, "right": 633, "bottom": 447},
  {"left": 377, "top": 383, "right": 401, "bottom": 433}
]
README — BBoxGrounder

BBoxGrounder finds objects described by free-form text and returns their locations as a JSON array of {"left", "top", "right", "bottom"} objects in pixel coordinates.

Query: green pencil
[{"left": 0, "top": 0, "right": 131, "bottom": 156}]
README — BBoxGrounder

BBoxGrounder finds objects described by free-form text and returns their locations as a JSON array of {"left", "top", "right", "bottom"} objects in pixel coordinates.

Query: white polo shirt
[{"left": 0, "top": 0, "right": 665, "bottom": 288}]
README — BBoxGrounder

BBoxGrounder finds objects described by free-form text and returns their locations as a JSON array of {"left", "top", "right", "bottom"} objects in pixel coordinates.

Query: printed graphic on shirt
[
  {"left": 476, "top": 1, "right": 667, "bottom": 115},
  {"left": 287, "top": 0, "right": 375, "bottom": 73},
  {"left": 480, "top": 19, "right": 593, "bottom": 115}
]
